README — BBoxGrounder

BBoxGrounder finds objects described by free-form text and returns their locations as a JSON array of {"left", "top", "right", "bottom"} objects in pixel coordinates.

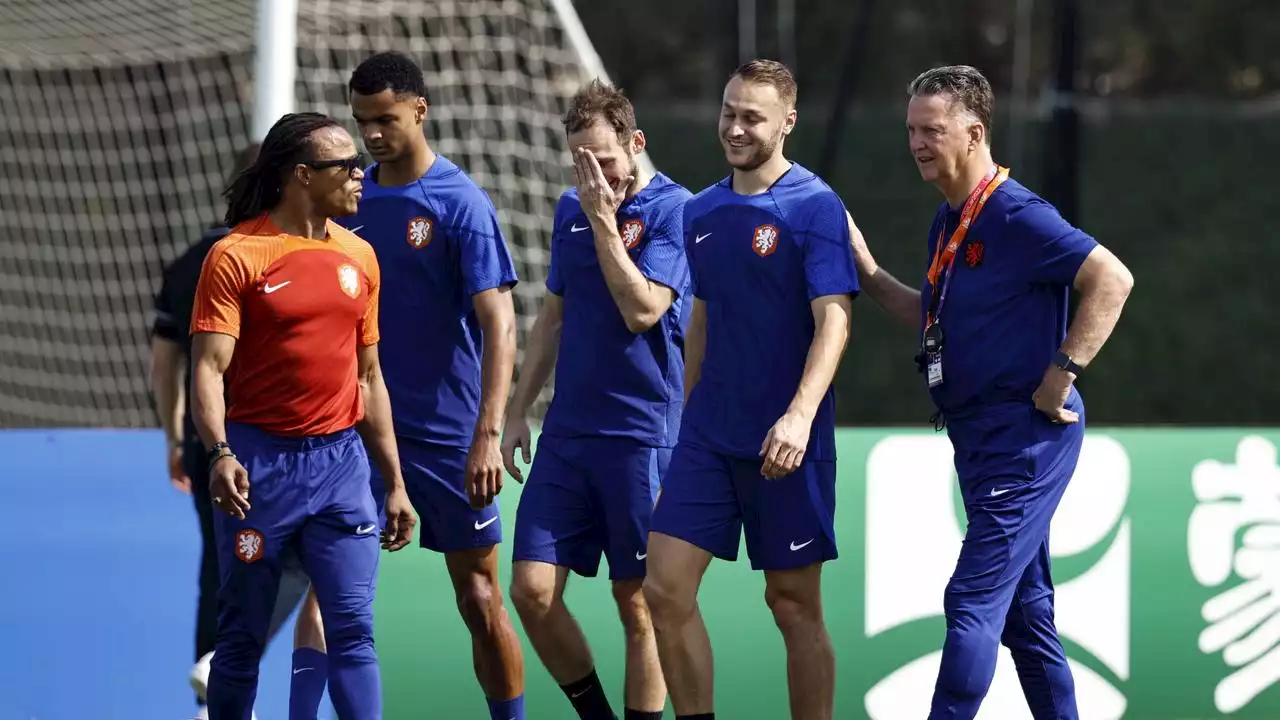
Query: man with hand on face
[
  {"left": 503, "top": 79, "right": 691, "bottom": 720},
  {"left": 336, "top": 50, "right": 528, "bottom": 720},
  {"left": 642, "top": 59, "right": 860, "bottom": 720},
  {"left": 846, "top": 65, "right": 1134, "bottom": 719}
]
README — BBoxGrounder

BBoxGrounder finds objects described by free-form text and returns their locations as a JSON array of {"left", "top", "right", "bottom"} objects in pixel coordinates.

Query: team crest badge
[
  {"left": 407, "top": 216, "right": 434, "bottom": 249},
  {"left": 752, "top": 224, "right": 780, "bottom": 257},
  {"left": 337, "top": 263, "right": 361, "bottom": 299},
  {"left": 235, "top": 529, "right": 264, "bottom": 564},
  {"left": 620, "top": 218, "right": 645, "bottom": 250},
  {"left": 965, "top": 239, "right": 985, "bottom": 268}
]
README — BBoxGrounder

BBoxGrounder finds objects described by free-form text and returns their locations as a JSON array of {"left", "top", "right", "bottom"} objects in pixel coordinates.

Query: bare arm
[
  {"left": 1031, "top": 243, "right": 1134, "bottom": 423},
  {"left": 1061, "top": 244, "right": 1135, "bottom": 369},
  {"left": 354, "top": 343, "right": 405, "bottom": 492},
  {"left": 473, "top": 285, "right": 518, "bottom": 438},
  {"left": 590, "top": 220, "right": 677, "bottom": 333},
  {"left": 507, "top": 293, "right": 564, "bottom": 420},
  {"left": 683, "top": 298, "right": 707, "bottom": 404},
  {"left": 789, "top": 294, "right": 854, "bottom": 420},
  {"left": 846, "top": 211, "right": 920, "bottom": 329},
  {"left": 150, "top": 336, "right": 186, "bottom": 448},
  {"left": 190, "top": 332, "right": 235, "bottom": 451}
]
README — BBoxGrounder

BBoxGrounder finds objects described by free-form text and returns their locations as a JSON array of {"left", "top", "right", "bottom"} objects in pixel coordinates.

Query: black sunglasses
[{"left": 303, "top": 155, "right": 364, "bottom": 176}]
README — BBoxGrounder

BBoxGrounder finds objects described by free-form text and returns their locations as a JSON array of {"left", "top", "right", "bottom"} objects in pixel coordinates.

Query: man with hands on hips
[{"left": 846, "top": 65, "right": 1134, "bottom": 719}]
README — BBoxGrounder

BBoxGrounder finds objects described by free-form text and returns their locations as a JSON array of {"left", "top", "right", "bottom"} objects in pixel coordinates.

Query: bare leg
[
  {"left": 509, "top": 560, "right": 594, "bottom": 683},
  {"left": 765, "top": 563, "right": 834, "bottom": 720},
  {"left": 612, "top": 578, "right": 667, "bottom": 713},
  {"left": 293, "top": 588, "right": 327, "bottom": 652},
  {"left": 642, "top": 531, "right": 714, "bottom": 715},
  {"left": 445, "top": 545, "right": 526, "bottom": 701}
]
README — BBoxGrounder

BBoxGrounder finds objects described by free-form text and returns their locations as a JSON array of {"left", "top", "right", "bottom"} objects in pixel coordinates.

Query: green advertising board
[{"left": 372, "top": 428, "right": 1280, "bottom": 719}]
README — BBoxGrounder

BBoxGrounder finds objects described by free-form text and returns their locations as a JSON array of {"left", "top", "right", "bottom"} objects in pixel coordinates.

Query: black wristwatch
[{"left": 1053, "top": 350, "right": 1084, "bottom": 375}]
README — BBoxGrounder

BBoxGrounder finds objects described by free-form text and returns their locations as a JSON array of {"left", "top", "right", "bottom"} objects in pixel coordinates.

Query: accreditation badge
[
  {"left": 927, "top": 356, "right": 944, "bottom": 388},
  {"left": 923, "top": 323, "right": 944, "bottom": 388}
]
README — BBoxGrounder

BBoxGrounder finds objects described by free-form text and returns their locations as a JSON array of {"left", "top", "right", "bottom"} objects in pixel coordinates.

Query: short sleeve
[
  {"left": 683, "top": 207, "right": 703, "bottom": 300},
  {"left": 637, "top": 201, "right": 690, "bottom": 298},
  {"left": 457, "top": 194, "right": 519, "bottom": 296},
  {"left": 1009, "top": 201, "right": 1099, "bottom": 286},
  {"left": 151, "top": 264, "right": 182, "bottom": 341},
  {"left": 190, "top": 242, "right": 248, "bottom": 338},
  {"left": 359, "top": 251, "right": 381, "bottom": 346},
  {"left": 801, "top": 192, "right": 861, "bottom": 301},
  {"left": 545, "top": 202, "right": 566, "bottom": 296}
]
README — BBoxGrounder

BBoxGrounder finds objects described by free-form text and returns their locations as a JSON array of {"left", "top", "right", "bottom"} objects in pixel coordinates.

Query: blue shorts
[
  {"left": 512, "top": 435, "right": 668, "bottom": 581},
  {"left": 371, "top": 436, "right": 502, "bottom": 553},
  {"left": 649, "top": 441, "right": 837, "bottom": 571}
]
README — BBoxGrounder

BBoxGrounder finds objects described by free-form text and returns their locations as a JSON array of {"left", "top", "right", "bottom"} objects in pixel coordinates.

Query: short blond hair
[{"left": 730, "top": 59, "right": 798, "bottom": 107}]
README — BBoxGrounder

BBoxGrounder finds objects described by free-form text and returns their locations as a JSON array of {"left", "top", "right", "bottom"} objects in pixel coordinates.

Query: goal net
[{"left": 0, "top": 0, "right": 622, "bottom": 427}]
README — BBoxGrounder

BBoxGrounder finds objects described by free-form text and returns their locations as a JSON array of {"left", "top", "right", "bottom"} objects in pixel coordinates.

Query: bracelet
[
  {"left": 207, "top": 441, "right": 233, "bottom": 471},
  {"left": 208, "top": 450, "right": 236, "bottom": 472}
]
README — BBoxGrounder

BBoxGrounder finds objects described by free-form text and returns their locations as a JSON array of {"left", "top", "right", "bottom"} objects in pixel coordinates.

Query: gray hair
[{"left": 908, "top": 65, "right": 995, "bottom": 145}]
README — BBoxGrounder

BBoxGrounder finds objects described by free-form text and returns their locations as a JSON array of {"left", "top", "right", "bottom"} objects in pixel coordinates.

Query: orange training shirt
[{"left": 190, "top": 214, "right": 380, "bottom": 437}]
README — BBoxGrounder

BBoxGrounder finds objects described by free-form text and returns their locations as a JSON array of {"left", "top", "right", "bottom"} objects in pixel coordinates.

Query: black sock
[
  {"left": 676, "top": 714, "right": 715, "bottom": 720},
  {"left": 560, "top": 669, "right": 616, "bottom": 720},
  {"left": 625, "top": 710, "right": 665, "bottom": 720}
]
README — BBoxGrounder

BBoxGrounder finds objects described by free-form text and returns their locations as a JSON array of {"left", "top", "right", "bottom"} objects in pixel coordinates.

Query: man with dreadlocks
[
  {"left": 189, "top": 111, "right": 417, "bottom": 720},
  {"left": 150, "top": 141, "right": 321, "bottom": 719}
]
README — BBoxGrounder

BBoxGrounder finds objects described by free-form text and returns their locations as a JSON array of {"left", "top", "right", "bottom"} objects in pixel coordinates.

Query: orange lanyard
[{"left": 925, "top": 165, "right": 1009, "bottom": 326}]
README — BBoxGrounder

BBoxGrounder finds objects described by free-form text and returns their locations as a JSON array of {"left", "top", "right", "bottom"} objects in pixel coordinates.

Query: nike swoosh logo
[
  {"left": 990, "top": 487, "right": 1012, "bottom": 497},
  {"left": 695, "top": 232, "right": 712, "bottom": 243},
  {"left": 790, "top": 539, "right": 815, "bottom": 551},
  {"left": 636, "top": 551, "right": 647, "bottom": 560},
  {"left": 293, "top": 667, "right": 311, "bottom": 674},
  {"left": 474, "top": 517, "right": 498, "bottom": 531},
  {"left": 570, "top": 224, "right": 589, "bottom": 232},
  {"left": 263, "top": 281, "right": 291, "bottom": 294},
  {"left": 356, "top": 523, "right": 377, "bottom": 535},
  {"left": 349, "top": 225, "right": 365, "bottom": 233}
]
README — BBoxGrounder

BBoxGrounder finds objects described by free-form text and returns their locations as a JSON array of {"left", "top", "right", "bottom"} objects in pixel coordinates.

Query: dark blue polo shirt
[{"left": 920, "top": 178, "right": 1098, "bottom": 420}]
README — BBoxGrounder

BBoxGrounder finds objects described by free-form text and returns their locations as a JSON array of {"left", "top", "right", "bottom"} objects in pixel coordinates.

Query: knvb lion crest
[
  {"left": 752, "top": 224, "right": 780, "bottom": 257},
  {"left": 235, "top": 529, "right": 264, "bottom": 564},
  {"left": 407, "top": 216, "right": 434, "bottom": 249},
  {"left": 337, "top": 263, "right": 361, "bottom": 299},
  {"left": 620, "top": 218, "right": 645, "bottom": 250},
  {"left": 965, "top": 239, "right": 985, "bottom": 268}
]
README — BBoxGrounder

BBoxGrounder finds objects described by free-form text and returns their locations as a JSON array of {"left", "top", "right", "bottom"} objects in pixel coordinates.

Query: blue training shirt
[
  {"left": 339, "top": 155, "right": 519, "bottom": 447},
  {"left": 540, "top": 172, "right": 694, "bottom": 447},
  {"left": 920, "top": 177, "right": 1098, "bottom": 419},
  {"left": 681, "top": 162, "right": 860, "bottom": 462}
]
